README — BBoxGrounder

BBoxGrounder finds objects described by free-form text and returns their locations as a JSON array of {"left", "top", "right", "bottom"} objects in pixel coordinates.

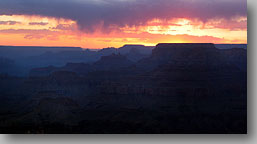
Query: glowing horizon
[{"left": 0, "top": 0, "right": 247, "bottom": 49}]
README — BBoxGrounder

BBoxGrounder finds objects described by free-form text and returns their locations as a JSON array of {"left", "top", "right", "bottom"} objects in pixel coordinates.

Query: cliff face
[
  {"left": 152, "top": 43, "right": 217, "bottom": 60},
  {"left": 137, "top": 43, "right": 246, "bottom": 72},
  {"left": 95, "top": 43, "right": 246, "bottom": 114}
]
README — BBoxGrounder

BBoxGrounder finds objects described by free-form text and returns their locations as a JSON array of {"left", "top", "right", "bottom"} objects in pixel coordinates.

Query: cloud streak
[
  {"left": 0, "top": 20, "right": 21, "bottom": 25},
  {"left": 29, "top": 22, "right": 48, "bottom": 26},
  {"left": 0, "top": 0, "right": 247, "bottom": 33}
]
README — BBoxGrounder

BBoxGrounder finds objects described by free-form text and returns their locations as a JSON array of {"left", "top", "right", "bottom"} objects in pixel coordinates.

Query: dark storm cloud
[{"left": 0, "top": 0, "right": 247, "bottom": 32}]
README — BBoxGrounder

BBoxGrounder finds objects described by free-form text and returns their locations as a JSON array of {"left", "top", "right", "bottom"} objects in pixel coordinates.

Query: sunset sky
[{"left": 0, "top": 0, "right": 247, "bottom": 48}]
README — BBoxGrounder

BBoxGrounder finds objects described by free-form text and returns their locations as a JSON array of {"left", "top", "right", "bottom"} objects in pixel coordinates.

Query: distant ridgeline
[
  {"left": 0, "top": 43, "right": 246, "bottom": 76},
  {"left": 0, "top": 45, "right": 154, "bottom": 76},
  {"left": 0, "top": 44, "right": 246, "bottom": 59},
  {"left": 29, "top": 43, "right": 247, "bottom": 77}
]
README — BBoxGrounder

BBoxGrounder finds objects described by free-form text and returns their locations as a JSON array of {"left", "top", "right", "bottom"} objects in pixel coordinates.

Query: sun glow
[{"left": 0, "top": 15, "right": 247, "bottom": 48}]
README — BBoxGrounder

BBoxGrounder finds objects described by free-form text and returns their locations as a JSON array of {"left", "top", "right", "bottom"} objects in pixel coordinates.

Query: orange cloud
[{"left": 0, "top": 15, "right": 247, "bottom": 48}]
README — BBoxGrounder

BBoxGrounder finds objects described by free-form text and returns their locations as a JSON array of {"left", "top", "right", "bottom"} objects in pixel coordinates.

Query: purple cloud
[
  {"left": 0, "top": 0, "right": 247, "bottom": 33},
  {"left": 29, "top": 22, "right": 48, "bottom": 26},
  {"left": 51, "top": 24, "right": 76, "bottom": 31},
  {"left": 24, "top": 34, "right": 45, "bottom": 40},
  {"left": 0, "top": 20, "right": 21, "bottom": 25}
]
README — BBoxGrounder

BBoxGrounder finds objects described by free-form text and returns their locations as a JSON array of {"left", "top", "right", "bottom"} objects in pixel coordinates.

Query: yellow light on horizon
[{"left": 0, "top": 15, "right": 247, "bottom": 48}]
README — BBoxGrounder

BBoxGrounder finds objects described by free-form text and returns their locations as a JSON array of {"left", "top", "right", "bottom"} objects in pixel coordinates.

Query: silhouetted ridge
[
  {"left": 119, "top": 44, "right": 154, "bottom": 55},
  {"left": 152, "top": 43, "right": 217, "bottom": 59},
  {"left": 156, "top": 43, "right": 215, "bottom": 48},
  {"left": 136, "top": 43, "right": 246, "bottom": 72}
]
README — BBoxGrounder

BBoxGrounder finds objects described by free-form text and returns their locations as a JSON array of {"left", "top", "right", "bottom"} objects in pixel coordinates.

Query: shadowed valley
[{"left": 0, "top": 43, "right": 247, "bottom": 133}]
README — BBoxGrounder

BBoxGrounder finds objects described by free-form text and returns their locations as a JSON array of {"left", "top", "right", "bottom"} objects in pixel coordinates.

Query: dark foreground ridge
[
  {"left": 0, "top": 43, "right": 247, "bottom": 133},
  {"left": 156, "top": 43, "right": 216, "bottom": 48},
  {"left": 153, "top": 43, "right": 217, "bottom": 59}
]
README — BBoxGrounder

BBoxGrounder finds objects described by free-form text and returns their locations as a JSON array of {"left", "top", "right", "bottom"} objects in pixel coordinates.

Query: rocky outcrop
[
  {"left": 118, "top": 44, "right": 154, "bottom": 55},
  {"left": 136, "top": 43, "right": 246, "bottom": 72},
  {"left": 152, "top": 43, "right": 217, "bottom": 60},
  {"left": 96, "top": 43, "right": 246, "bottom": 115}
]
